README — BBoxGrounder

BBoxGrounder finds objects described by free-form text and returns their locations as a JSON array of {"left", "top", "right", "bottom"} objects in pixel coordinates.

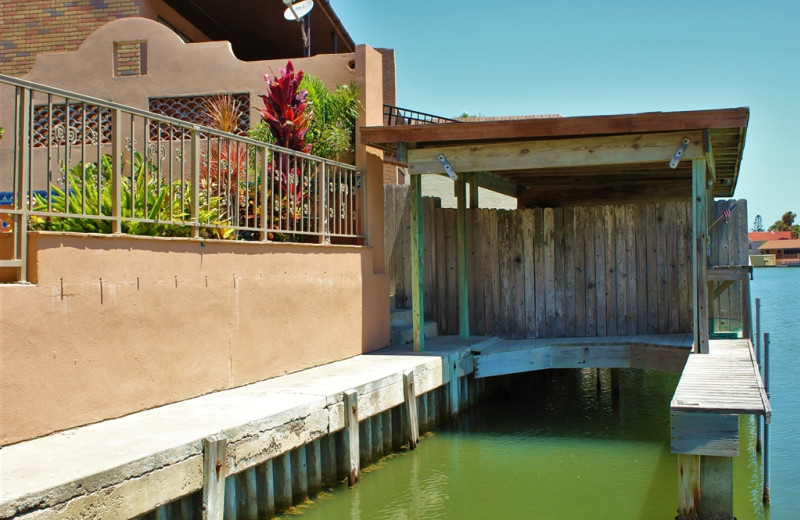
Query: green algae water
[{"left": 281, "top": 268, "right": 798, "bottom": 520}]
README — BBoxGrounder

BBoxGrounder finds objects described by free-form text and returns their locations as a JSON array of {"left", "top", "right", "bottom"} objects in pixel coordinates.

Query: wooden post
[
  {"left": 692, "top": 158, "right": 710, "bottom": 354},
  {"left": 700, "top": 456, "right": 733, "bottom": 518},
  {"left": 456, "top": 174, "right": 470, "bottom": 339},
  {"left": 202, "top": 434, "right": 227, "bottom": 520},
  {"left": 343, "top": 389, "right": 360, "bottom": 485},
  {"left": 255, "top": 460, "right": 275, "bottom": 519},
  {"left": 291, "top": 447, "right": 308, "bottom": 503},
  {"left": 677, "top": 454, "right": 701, "bottom": 518},
  {"left": 468, "top": 172, "right": 479, "bottom": 208},
  {"left": 410, "top": 173, "right": 426, "bottom": 351},
  {"left": 307, "top": 440, "right": 322, "bottom": 496},
  {"left": 403, "top": 369, "right": 419, "bottom": 449},
  {"left": 449, "top": 353, "right": 460, "bottom": 420},
  {"left": 273, "top": 452, "right": 293, "bottom": 512},
  {"left": 741, "top": 277, "right": 753, "bottom": 340}
]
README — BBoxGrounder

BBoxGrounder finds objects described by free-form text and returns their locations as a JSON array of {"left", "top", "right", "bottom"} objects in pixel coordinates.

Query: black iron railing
[{"left": 383, "top": 105, "right": 460, "bottom": 126}]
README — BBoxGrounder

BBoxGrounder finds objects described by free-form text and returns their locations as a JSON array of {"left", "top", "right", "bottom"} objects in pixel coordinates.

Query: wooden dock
[
  {"left": 472, "top": 333, "right": 694, "bottom": 378},
  {"left": 672, "top": 339, "right": 769, "bottom": 418},
  {"left": 671, "top": 338, "right": 770, "bottom": 457}
]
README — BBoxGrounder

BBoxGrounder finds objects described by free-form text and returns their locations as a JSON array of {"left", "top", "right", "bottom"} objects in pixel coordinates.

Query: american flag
[{"left": 721, "top": 202, "right": 737, "bottom": 221}]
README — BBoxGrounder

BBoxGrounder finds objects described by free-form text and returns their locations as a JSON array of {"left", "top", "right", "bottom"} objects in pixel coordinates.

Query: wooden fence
[{"left": 385, "top": 185, "right": 748, "bottom": 339}]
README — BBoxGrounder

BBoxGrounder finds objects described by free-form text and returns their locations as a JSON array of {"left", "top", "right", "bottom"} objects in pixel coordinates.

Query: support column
[
  {"left": 410, "top": 174, "right": 425, "bottom": 352},
  {"left": 692, "top": 158, "right": 710, "bottom": 354},
  {"left": 449, "top": 353, "right": 460, "bottom": 420},
  {"left": 700, "top": 456, "right": 733, "bottom": 518},
  {"left": 456, "top": 173, "right": 470, "bottom": 339},
  {"left": 677, "top": 454, "right": 701, "bottom": 518},
  {"left": 343, "top": 389, "right": 360, "bottom": 485},
  {"left": 403, "top": 369, "right": 419, "bottom": 449},
  {"left": 202, "top": 434, "right": 227, "bottom": 520}
]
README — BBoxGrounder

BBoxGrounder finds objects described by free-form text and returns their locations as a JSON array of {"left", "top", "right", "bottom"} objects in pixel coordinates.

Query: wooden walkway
[
  {"left": 671, "top": 338, "right": 770, "bottom": 418},
  {"left": 472, "top": 333, "right": 694, "bottom": 378},
  {"left": 670, "top": 338, "right": 770, "bottom": 458}
]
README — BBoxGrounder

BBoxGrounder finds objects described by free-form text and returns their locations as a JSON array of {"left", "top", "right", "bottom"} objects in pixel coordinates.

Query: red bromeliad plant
[
  {"left": 254, "top": 61, "right": 314, "bottom": 238},
  {"left": 259, "top": 61, "right": 311, "bottom": 153}
]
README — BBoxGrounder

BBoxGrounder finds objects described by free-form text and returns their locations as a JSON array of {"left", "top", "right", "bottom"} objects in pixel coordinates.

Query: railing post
[
  {"left": 110, "top": 108, "right": 122, "bottom": 234},
  {"left": 755, "top": 297, "right": 762, "bottom": 452},
  {"left": 190, "top": 127, "right": 200, "bottom": 238},
  {"left": 762, "top": 332, "right": 770, "bottom": 505},
  {"left": 15, "top": 86, "right": 31, "bottom": 282},
  {"left": 319, "top": 161, "right": 329, "bottom": 244},
  {"left": 259, "top": 146, "right": 269, "bottom": 241}
]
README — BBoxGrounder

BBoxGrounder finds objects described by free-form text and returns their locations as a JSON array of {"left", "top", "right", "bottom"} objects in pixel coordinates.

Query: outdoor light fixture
[{"left": 282, "top": 0, "right": 314, "bottom": 57}]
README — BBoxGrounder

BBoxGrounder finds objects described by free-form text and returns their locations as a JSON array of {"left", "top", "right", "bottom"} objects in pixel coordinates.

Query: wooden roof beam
[
  {"left": 472, "top": 171, "right": 520, "bottom": 198},
  {"left": 407, "top": 131, "right": 705, "bottom": 175}
]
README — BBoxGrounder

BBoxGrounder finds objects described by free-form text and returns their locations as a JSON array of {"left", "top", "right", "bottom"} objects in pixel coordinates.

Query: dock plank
[{"left": 671, "top": 339, "right": 769, "bottom": 417}]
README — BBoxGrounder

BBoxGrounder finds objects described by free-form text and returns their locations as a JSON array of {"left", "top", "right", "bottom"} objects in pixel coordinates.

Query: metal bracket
[
  {"left": 437, "top": 154, "right": 458, "bottom": 180},
  {"left": 669, "top": 137, "right": 691, "bottom": 169}
]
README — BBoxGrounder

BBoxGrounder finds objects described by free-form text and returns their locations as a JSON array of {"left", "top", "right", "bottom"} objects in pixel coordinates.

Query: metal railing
[
  {"left": 383, "top": 104, "right": 459, "bottom": 126},
  {"left": 0, "top": 74, "right": 366, "bottom": 282}
]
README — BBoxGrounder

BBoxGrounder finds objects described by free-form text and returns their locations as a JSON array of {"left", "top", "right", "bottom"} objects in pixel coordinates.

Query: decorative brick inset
[
  {"left": 114, "top": 41, "right": 146, "bottom": 76},
  {"left": 148, "top": 93, "right": 250, "bottom": 140}
]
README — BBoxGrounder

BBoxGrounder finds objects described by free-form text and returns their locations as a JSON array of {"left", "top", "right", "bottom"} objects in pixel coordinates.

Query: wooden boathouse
[{"left": 367, "top": 108, "right": 771, "bottom": 520}]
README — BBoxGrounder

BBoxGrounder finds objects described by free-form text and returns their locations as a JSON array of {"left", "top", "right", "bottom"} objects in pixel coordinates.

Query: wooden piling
[
  {"left": 238, "top": 467, "right": 258, "bottom": 519},
  {"left": 343, "top": 389, "right": 360, "bottom": 485},
  {"left": 449, "top": 353, "right": 460, "bottom": 421},
  {"left": 391, "top": 405, "right": 404, "bottom": 450},
  {"left": 372, "top": 412, "right": 384, "bottom": 460},
  {"left": 255, "top": 460, "right": 275, "bottom": 518},
  {"left": 382, "top": 411, "right": 393, "bottom": 455},
  {"left": 273, "top": 453, "right": 293, "bottom": 512},
  {"left": 700, "top": 456, "right": 733, "bottom": 518},
  {"left": 202, "top": 434, "right": 227, "bottom": 520},
  {"left": 307, "top": 439, "right": 322, "bottom": 496},
  {"left": 223, "top": 474, "right": 236, "bottom": 519},
  {"left": 403, "top": 370, "right": 419, "bottom": 449},
  {"left": 359, "top": 418, "right": 372, "bottom": 466},
  {"left": 291, "top": 446, "right": 308, "bottom": 503},
  {"left": 677, "top": 454, "right": 701, "bottom": 518},
  {"left": 321, "top": 435, "right": 337, "bottom": 488}
]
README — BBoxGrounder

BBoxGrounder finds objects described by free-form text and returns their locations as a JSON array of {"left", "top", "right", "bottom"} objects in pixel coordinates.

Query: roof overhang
[
  {"left": 163, "top": 0, "right": 355, "bottom": 61},
  {"left": 362, "top": 108, "right": 749, "bottom": 206}
]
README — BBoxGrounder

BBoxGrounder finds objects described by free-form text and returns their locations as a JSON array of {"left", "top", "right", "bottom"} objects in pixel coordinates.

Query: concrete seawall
[{"left": 1, "top": 338, "right": 483, "bottom": 519}]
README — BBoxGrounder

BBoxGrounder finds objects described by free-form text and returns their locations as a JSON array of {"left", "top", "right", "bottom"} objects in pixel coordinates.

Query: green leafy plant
[
  {"left": 300, "top": 75, "right": 361, "bottom": 161},
  {"left": 30, "top": 153, "right": 230, "bottom": 238}
]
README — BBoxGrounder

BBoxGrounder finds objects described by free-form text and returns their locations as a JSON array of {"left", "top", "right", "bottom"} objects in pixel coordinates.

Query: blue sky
[{"left": 331, "top": 0, "right": 799, "bottom": 228}]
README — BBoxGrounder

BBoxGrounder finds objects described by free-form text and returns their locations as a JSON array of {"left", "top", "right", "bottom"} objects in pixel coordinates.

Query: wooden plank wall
[
  {"left": 709, "top": 199, "right": 749, "bottom": 331},
  {"left": 385, "top": 185, "right": 747, "bottom": 339}
]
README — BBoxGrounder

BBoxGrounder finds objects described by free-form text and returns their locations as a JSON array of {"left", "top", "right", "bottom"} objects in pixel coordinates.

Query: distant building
[
  {"left": 758, "top": 238, "right": 800, "bottom": 266},
  {"left": 748, "top": 231, "right": 791, "bottom": 255}
]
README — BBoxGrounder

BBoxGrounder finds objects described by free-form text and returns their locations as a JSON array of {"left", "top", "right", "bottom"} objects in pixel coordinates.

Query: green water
[{"left": 280, "top": 269, "right": 797, "bottom": 520}]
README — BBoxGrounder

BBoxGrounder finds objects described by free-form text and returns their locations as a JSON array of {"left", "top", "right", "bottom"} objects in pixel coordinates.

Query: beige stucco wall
[
  {"left": 1, "top": 233, "right": 389, "bottom": 446},
  {"left": 0, "top": 19, "right": 392, "bottom": 446}
]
